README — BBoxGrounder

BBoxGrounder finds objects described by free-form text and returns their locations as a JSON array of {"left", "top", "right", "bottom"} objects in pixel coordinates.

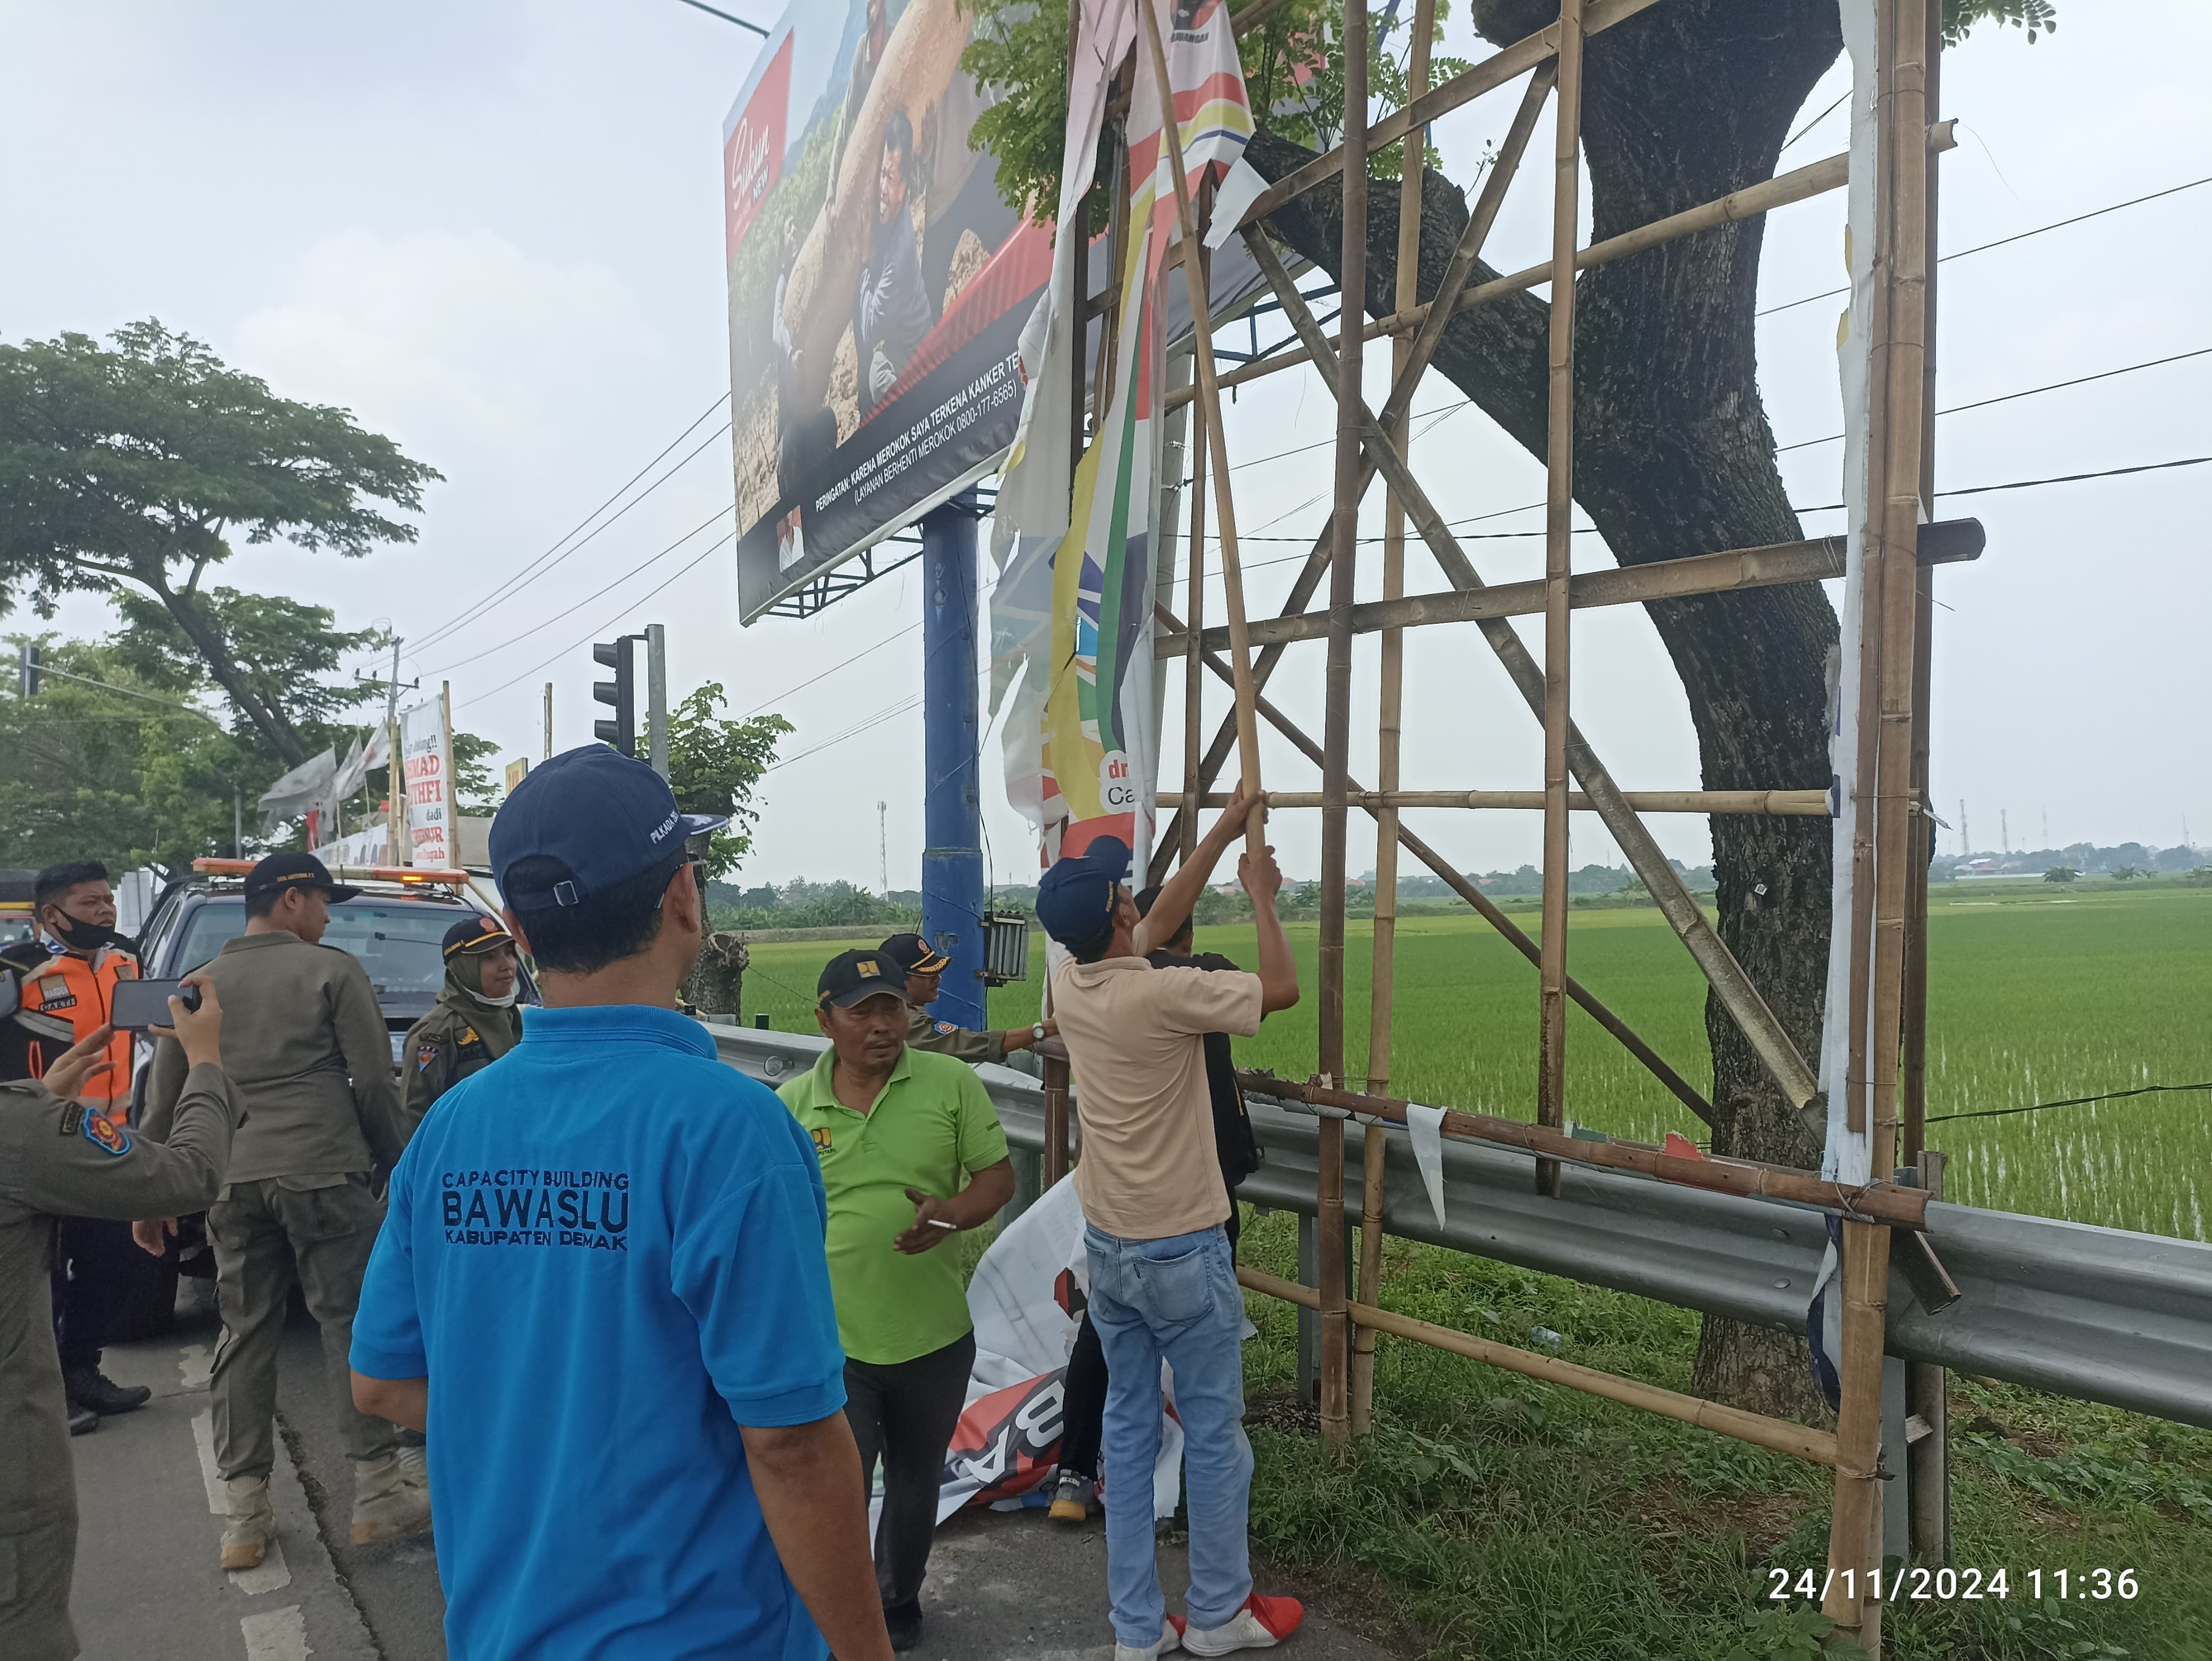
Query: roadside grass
[{"left": 737, "top": 887, "right": 2212, "bottom": 1656}]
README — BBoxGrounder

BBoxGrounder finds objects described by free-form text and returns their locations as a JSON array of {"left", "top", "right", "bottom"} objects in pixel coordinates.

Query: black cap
[
  {"left": 442, "top": 916, "right": 515, "bottom": 960},
  {"left": 243, "top": 853, "right": 362, "bottom": 905},
  {"left": 878, "top": 932, "right": 950, "bottom": 974},
  {"left": 816, "top": 948, "right": 909, "bottom": 1009},
  {"left": 490, "top": 746, "right": 728, "bottom": 911}
]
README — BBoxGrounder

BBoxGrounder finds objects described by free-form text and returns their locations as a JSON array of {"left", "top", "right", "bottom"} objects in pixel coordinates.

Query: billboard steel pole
[{"left": 921, "top": 490, "right": 986, "bottom": 1031}]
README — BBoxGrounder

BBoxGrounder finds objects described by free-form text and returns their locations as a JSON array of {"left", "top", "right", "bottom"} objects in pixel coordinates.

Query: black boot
[
  {"left": 884, "top": 1601, "right": 923, "bottom": 1652},
  {"left": 65, "top": 1364, "right": 151, "bottom": 1417},
  {"left": 69, "top": 1404, "right": 99, "bottom": 1437}
]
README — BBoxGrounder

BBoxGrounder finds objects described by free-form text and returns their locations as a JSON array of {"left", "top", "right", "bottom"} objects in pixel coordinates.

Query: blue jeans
[{"left": 1085, "top": 1222, "right": 1254, "bottom": 1645}]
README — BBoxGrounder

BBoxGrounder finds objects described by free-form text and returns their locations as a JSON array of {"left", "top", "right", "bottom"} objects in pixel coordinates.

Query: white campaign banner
[
  {"left": 399, "top": 698, "right": 454, "bottom": 870},
  {"left": 909, "top": 1175, "right": 1183, "bottom": 1525}
]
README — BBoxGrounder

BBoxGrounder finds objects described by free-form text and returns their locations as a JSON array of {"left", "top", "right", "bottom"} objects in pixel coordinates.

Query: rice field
[{"left": 735, "top": 880, "right": 2212, "bottom": 1238}]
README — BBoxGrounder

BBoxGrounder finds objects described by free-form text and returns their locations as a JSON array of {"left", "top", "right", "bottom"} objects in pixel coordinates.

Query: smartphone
[{"left": 111, "top": 977, "right": 202, "bottom": 1029}]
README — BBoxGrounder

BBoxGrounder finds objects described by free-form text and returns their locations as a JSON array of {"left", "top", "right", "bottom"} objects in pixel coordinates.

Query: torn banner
[{"left": 988, "top": 0, "right": 1255, "bottom": 877}]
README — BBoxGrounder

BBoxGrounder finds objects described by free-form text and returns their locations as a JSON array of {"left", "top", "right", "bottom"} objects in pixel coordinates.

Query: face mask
[
  {"left": 48, "top": 913, "right": 123, "bottom": 954},
  {"left": 474, "top": 984, "right": 521, "bottom": 1009}
]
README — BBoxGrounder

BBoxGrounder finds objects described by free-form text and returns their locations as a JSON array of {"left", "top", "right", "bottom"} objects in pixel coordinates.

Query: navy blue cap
[
  {"left": 490, "top": 746, "right": 727, "bottom": 911},
  {"left": 244, "top": 852, "right": 362, "bottom": 904},
  {"left": 1034, "top": 834, "right": 1132, "bottom": 949},
  {"left": 817, "top": 948, "right": 909, "bottom": 1009}
]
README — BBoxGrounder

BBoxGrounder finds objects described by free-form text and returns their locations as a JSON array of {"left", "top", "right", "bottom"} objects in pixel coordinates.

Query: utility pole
[
  {"left": 645, "top": 624, "right": 669, "bottom": 780},
  {"left": 878, "top": 800, "right": 889, "bottom": 897},
  {"left": 386, "top": 637, "right": 406, "bottom": 866},
  {"left": 542, "top": 682, "right": 554, "bottom": 761},
  {"left": 2001, "top": 808, "right": 2009, "bottom": 855},
  {"left": 1958, "top": 798, "right": 1968, "bottom": 859}
]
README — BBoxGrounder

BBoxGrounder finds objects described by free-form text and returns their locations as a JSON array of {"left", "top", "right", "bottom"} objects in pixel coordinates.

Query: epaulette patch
[{"left": 83, "top": 1113, "right": 131, "bottom": 1157}]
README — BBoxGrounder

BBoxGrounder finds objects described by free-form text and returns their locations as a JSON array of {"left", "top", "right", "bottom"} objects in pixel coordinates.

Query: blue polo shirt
[{"left": 352, "top": 1004, "right": 846, "bottom": 1661}]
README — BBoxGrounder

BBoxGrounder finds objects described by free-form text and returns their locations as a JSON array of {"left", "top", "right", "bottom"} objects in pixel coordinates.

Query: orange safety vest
[{"left": 21, "top": 947, "right": 139, "bottom": 1123}]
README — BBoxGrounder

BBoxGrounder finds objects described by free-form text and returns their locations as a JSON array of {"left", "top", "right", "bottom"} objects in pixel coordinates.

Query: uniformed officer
[
  {"left": 400, "top": 915, "right": 524, "bottom": 1130},
  {"left": 1, "top": 982, "right": 239, "bottom": 1661},
  {"left": 22, "top": 862, "right": 153, "bottom": 1426},
  {"left": 876, "top": 932, "right": 1052, "bottom": 1065},
  {"left": 133, "top": 852, "right": 422, "bottom": 1571}
]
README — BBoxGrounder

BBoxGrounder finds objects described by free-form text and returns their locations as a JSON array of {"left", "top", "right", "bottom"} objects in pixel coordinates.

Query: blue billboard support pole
[{"left": 920, "top": 490, "right": 987, "bottom": 1031}]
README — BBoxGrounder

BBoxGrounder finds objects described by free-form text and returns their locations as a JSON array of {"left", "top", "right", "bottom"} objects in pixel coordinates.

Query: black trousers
[
  {"left": 844, "top": 1330, "right": 976, "bottom": 1614},
  {"left": 1059, "top": 1201, "right": 1240, "bottom": 1481},
  {"left": 52, "top": 1216, "right": 138, "bottom": 1370}
]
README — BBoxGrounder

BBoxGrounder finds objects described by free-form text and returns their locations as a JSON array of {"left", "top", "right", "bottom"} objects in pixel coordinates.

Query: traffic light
[
  {"left": 17, "top": 643, "right": 38, "bottom": 697},
  {"left": 592, "top": 637, "right": 636, "bottom": 756}
]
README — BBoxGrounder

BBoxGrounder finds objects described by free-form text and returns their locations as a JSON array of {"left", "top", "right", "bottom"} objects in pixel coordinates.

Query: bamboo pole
[
  {"left": 1237, "top": 1072, "right": 1932, "bottom": 1228},
  {"left": 1352, "top": 1122, "right": 1387, "bottom": 1434},
  {"left": 1237, "top": 1266, "right": 1842, "bottom": 1466},
  {"left": 1906, "top": 1151, "right": 1950, "bottom": 1564},
  {"left": 1824, "top": 1220, "right": 1895, "bottom": 1643},
  {"left": 1168, "top": 128, "right": 1964, "bottom": 413},
  {"left": 1137, "top": 0, "right": 1264, "bottom": 853},
  {"left": 1536, "top": 0, "right": 1585, "bottom": 1199},
  {"left": 1312, "top": 0, "right": 1370, "bottom": 1463},
  {"left": 1154, "top": 519, "right": 1983, "bottom": 657},
  {"left": 1182, "top": 225, "right": 1211, "bottom": 867},
  {"left": 1159, "top": 603, "right": 1717, "bottom": 1124},
  {"left": 1144, "top": 64, "right": 1553, "bottom": 884},
  {"left": 1161, "top": 789, "right": 1830, "bottom": 814}
]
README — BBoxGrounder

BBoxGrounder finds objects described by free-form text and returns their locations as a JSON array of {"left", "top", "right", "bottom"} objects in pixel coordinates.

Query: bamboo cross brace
[
  {"left": 1146, "top": 65, "right": 1554, "bottom": 881},
  {"left": 1158, "top": 600, "right": 1716, "bottom": 1124},
  {"left": 1138, "top": 0, "right": 1263, "bottom": 848},
  {"left": 1239, "top": 233, "right": 1823, "bottom": 1120}
]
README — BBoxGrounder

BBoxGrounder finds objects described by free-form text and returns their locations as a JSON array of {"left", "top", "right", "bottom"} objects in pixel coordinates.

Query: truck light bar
[{"left": 191, "top": 858, "right": 472, "bottom": 888}]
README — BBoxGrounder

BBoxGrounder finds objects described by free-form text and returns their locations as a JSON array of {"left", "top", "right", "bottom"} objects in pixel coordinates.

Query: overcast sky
[{"left": 5, "top": 0, "right": 2206, "bottom": 888}]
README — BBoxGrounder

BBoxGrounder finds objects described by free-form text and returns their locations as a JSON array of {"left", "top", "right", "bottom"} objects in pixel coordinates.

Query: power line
[
  {"left": 1773, "top": 345, "right": 2212, "bottom": 453},
  {"left": 1779, "top": 89, "right": 1850, "bottom": 157},
  {"left": 673, "top": 0, "right": 769, "bottom": 37},
  {"left": 743, "top": 623, "right": 923, "bottom": 717},
  {"left": 1926, "top": 1081, "right": 2212, "bottom": 1125},
  {"left": 412, "top": 391, "right": 731, "bottom": 653},
  {"left": 428, "top": 505, "right": 731, "bottom": 677},
  {"left": 765, "top": 694, "right": 925, "bottom": 772},
  {"left": 1758, "top": 173, "right": 2212, "bottom": 318}
]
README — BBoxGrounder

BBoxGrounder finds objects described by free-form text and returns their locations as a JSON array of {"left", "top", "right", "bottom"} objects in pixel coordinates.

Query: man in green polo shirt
[{"left": 781, "top": 948, "right": 1015, "bottom": 1652}]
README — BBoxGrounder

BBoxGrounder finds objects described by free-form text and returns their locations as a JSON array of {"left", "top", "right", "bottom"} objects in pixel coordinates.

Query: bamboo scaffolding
[
  {"left": 1154, "top": 519, "right": 1982, "bottom": 656},
  {"left": 1238, "top": 237, "right": 1824, "bottom": 1124},
  {"left": 1183, "top": 198, "right": 1212, "bottom": 866},
  {"left": 1238, "top": 1266, "right": 1842, "bottom": 1466},
  {"left": 1170, "top": 124, "right": 1957, "bottom": 412},
  {"left": 1161, "top": 788, "right": 1829, "bottom": 814},
  {"left": 1158, "top": 603, "right": 1716, "bottom": 1124},
  {"left": 1239, "top": 1072, "right": 1931, "bottom": 1228},
  {"left": 1146, "top": 64, "right": 1554, "bottom": 883}
]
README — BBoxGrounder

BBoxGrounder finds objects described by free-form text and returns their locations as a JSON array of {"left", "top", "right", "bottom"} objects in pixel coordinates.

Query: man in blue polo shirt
[{"left": 349, "top": 746, "right": 892, "bottom": 1661}]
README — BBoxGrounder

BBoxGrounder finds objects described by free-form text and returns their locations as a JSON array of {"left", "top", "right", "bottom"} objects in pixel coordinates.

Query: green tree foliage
[
  {"left": 665, "top": 683, "right": 793, "bottom": 880},
  {"left": 1, "top": 633, "right": 251, "bottom": 873},
  {"left": 1944, "top": 0, "right": 2055, "bottom": 45},
  {"left": 451, "top": 731, "right": 504, "bottom": 816},
  {"left": 0, "top": 320, "right": 439, "bottom": 765},
  {"left": 2044, "top": 864, "right": 2078, "bottom": 883}
]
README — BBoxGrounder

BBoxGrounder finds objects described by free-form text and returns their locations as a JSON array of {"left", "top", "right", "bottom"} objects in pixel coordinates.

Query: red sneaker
[{"left": 1182, "top": 1592, "right": 1305, "bottom": 1655}]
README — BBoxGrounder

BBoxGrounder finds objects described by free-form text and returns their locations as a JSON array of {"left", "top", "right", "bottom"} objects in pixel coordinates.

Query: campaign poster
[
  {"left": 399, "top": 699, "right": 454, "bottom": 869},
  {"left": 723, "top": 0, "right": 1047, "bottom": 622}
]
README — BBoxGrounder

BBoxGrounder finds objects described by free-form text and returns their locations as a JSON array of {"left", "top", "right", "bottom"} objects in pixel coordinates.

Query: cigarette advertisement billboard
[{"left": 724, "top": 0, "right": 1044, "bottom": 622}]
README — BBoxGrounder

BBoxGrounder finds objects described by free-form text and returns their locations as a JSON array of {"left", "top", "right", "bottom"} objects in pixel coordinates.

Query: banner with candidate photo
[{"left": 724, "top": 0, "right": 1046, "bottom": 621}]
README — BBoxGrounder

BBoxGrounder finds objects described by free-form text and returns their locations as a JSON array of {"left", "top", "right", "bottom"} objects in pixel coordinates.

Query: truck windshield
[{"left": 171, "top": 900, "right": 467, "bottom": 1000}]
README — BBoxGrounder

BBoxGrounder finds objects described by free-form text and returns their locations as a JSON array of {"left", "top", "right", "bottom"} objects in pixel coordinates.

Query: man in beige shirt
[
  {"left": 138, "top": 853, "right": 422, "bottom": 1571},
  {"left": 1036, "top": 792, "right": 1301, "bottom": 1661}
]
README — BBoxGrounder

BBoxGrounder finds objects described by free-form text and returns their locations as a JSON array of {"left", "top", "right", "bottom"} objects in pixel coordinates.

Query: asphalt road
[{"left": 68, "top": 1296, "right": 1403, "bottom": 1661}]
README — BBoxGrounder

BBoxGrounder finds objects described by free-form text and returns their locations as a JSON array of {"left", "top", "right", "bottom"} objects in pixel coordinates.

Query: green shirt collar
[{"left": 798, "top": 1041, "right": 914, "bottom": 1115}]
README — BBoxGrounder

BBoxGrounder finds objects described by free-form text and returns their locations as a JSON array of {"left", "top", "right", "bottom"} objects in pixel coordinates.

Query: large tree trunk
[
  {"left": 140, "top": 570, "right": 311, "bottom": 767},
  {"left": 1245, "top": 0, "right": 1841, "bottom": 1420}
]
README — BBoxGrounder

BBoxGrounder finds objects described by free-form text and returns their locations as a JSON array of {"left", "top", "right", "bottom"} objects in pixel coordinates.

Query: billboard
[
  {"left": 724, "top": 0, "right": 1045, "bottom": 622},
  {"left": 399, "top": 695, "right": 455, "bottom": 869}
]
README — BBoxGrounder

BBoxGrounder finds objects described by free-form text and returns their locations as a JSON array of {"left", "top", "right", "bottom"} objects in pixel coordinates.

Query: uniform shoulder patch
[
  {"left": 58, "top": 1102, "right": 85, "bottom": 1138},
  {"left": 416, "top": 1042, "right": 442, "bottom": 1073},
  {"left": 934, "top": 1020, "right": 958, "bottom": 1035},
  {"left": 83, "top": 1113, "right": 131, "bottom": 1157}
]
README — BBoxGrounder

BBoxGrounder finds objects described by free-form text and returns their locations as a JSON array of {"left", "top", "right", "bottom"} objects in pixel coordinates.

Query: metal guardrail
[{"left": 709, "top": 1024, "right": 2212, "bottom": 1430}]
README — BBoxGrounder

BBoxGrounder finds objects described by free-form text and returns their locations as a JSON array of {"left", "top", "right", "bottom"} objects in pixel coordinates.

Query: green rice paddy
[{"left": 738, "top": 880, "right": 2212, "bottom": 1238}]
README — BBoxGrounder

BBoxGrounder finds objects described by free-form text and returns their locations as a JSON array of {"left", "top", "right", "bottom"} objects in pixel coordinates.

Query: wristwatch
[{"left": 1031, "top": 1024, "right": 1048, "bottom": 1042}]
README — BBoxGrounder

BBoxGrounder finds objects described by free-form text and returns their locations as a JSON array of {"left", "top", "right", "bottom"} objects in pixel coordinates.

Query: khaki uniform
[
  {"left": 0, "top": 1066, "right": 242, "bottom": 1661},
  {"left": 904, "top": 1004, "right": 1009, "bottom": 1065},
  {"left": 399, "top": 983, "right": 521, "bottom": 1132},
  {"left": 143, "top": 931, "right": 408, "bottom": 1484}
]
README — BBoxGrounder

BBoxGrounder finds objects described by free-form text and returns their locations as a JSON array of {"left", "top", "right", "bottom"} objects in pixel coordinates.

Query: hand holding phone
[{"left": 111, "top": 977, "right": 202, "bottom": 1029}]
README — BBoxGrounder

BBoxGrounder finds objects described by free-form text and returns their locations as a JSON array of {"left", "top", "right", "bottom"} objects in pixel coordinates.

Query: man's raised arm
[{"left": 1135, "top": 786, "right": 1261, "bottom": 957}]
